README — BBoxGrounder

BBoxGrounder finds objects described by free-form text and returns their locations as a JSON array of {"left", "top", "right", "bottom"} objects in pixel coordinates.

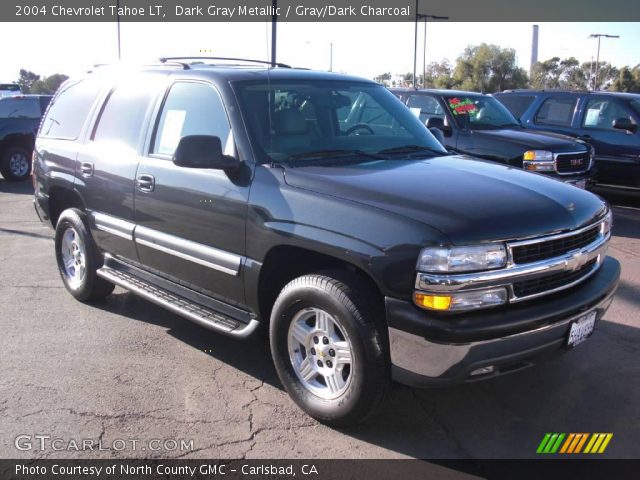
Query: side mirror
[
  {"left": 429, "top": 127, "right": 445, "bottom": 145},
  {"left": 612, "top": 118, "right": 638, "bottom": 133},
  {"left": 173, "top": 135, "right": 240, "bottom": 170}
]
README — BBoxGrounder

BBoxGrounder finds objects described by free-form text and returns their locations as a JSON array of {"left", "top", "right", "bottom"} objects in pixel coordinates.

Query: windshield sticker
[{"left": 448, "top": 98, "right": 478, "bottom": 117}]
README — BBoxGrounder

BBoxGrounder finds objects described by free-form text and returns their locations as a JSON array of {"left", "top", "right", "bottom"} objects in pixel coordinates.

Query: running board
[{"left": 97, "top": 266, "right": 259, "bottom": 338}]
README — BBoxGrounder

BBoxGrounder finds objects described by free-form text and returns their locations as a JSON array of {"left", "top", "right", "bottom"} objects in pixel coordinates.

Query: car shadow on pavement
[
  {"left": 0, "top": 178, "right": 34, "bottom": 195},
  {"left": 611, "top": 205, "right": 640, "bottom": 240},
  {"left": 91, "top": 291, "right": 281, "bottom": 388},
  {"left": 90, "top": 290, "right": 640, "bottom": 459}
]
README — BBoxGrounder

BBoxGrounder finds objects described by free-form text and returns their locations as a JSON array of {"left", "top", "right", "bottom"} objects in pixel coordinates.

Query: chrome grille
[
  {"left": 512, "top": 258, "right": 598, "bottom": 298},
  {"left": 511, "top": 225, "right": 600, "bottom": 264}
]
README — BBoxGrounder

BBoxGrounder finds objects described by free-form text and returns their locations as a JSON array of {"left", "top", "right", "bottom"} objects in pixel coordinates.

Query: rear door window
[
  {"left": 92, "top": 81, "right": 155, "bottom": 149},
  {"left": 534, "top": 97, "right": 577, "bottom": 127},
  {"left": 40, "top": 79, "right": 101, "bottom": 140}
]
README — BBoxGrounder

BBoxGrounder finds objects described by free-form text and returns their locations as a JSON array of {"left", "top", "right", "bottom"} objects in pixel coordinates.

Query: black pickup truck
[
  {"left": 391, "top": 88, "right": 594, "bottom": 188},
  {"left": 34, "top": 60, "right": 619, "bottom": 426},
  {"left": 0, "top": 95, "right": 52, "bottom": 181}
]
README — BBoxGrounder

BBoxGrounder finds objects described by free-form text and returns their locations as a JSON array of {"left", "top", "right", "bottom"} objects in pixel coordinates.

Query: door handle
[
  {"left": 80, "top": 162, "right": 94, "bottom": 177},
  {"left": 136, "top": 174, "right": 155, "bottom": 192}
]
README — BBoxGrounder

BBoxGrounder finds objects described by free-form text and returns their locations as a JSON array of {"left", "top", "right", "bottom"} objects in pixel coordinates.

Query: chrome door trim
[
  {"left": 134, "top": 226, "right": 241, "bottom": 276},
  {"left": 92, "top": 212, "right": 135, "bottom": 241}
]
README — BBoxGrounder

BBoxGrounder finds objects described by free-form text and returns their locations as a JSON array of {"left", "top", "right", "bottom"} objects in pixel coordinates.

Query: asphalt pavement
[{"left": 1, "top": 179, "right": 638, "bottom": 461}]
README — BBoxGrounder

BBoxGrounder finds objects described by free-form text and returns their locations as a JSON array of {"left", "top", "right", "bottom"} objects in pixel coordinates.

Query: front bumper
[{"left": 388, "top": 256, "right": 620, "bottom": 387}]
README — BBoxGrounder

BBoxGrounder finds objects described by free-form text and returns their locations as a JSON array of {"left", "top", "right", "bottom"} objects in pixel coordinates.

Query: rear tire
[
  {"left": 0, "top": 146, "right": 31, "bottom": 181},
  {"left": 55, "top": 208, "right": 114, "bottom": 302},
  {"left": 270, "top": 271, "right": 390, "bottom": 426}
]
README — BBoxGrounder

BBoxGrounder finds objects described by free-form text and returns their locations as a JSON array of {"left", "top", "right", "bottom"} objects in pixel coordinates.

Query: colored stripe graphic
[{"left": 539, "top": 433, "right": 613, "bottom": 454}]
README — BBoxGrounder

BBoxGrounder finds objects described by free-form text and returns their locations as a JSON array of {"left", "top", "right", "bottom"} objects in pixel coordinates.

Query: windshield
[
  {"left": 235, "top": 80, "right": 447, "bottom": 164},
  {"left": 443, "top": 95, "right": 519, "bottom": 129}
]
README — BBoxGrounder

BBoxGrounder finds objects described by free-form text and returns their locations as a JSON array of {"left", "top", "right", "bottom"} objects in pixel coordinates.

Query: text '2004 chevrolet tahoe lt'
[{"left": 33, "top": 58, "right": 620, "bottom": 426}]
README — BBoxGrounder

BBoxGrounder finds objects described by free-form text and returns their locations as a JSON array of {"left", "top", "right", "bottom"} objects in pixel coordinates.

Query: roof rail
[
  {"left": 88, "top": 61, "right": 190, "bottom": 73},
  {"left": 159, "top": 56, "right": 291, "bottom": 69}
]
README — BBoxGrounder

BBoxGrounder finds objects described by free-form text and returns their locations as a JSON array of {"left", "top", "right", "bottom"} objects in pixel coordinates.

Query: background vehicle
[
  {"left": 34, "top": 59, "right": 619, "bottom": 426},
  {"left": 0, "top": 95, "right": 52, "bottom": 181},
  {"left": 0, "top": 83, "right": 21, "bottom": 98},
  {"left": 494, "top": 90, "right": 640, "bottom": 192},
  {"left": 392, "top": 88, "right": 593, "bottom": 188}
]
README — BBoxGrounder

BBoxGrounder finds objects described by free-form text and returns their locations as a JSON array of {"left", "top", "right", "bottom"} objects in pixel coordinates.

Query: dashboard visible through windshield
[{"left": 236, "top": 80, "right": 446, "bottom": 164}]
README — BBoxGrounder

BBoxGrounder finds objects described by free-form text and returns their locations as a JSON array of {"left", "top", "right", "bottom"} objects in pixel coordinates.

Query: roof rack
[
  {"left": 159, "top": 56, "right": 292, "bottom": 69},
  {"left": 88, "top": 61, "right": 190, "bottom": 73}
]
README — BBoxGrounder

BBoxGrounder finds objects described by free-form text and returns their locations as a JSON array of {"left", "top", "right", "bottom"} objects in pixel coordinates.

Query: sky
[{"left": 1, "top": 21, "right": 639, "bottom": 83}]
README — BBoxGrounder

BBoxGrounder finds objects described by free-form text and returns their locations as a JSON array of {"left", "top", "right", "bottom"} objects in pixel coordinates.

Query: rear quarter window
[
  {"left": 40, "top": 79, "right": 101, "bottom": 140},
  {"left": 495, "top": 95, "right": 535, "bottom": 120},
  {"left": 0, "top": 97, "right": 41, "bottom": 119}
]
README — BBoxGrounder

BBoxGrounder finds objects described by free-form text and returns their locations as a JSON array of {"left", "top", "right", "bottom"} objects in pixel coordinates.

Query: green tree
[
  {"left": 374, "top": 72, "right": 392, "bottom": 86},
  {"left": 452, "top": 44, "right": 528, "bottom": 93},
  {"left": 611, "top": 65, "right": 640, "bottom": 93},
  {"left": 16, "top": 69, "right": 40, "bottom": 93},
  {"left": 30, "top": 74, "right": 69, "bottom": 95},
  {"left": 423, "top": 60, "right": 456, "bottom": 89}
]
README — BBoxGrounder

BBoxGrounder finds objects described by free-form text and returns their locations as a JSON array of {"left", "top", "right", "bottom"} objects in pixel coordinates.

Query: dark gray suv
[{"left": 33, "top": 58, "right": 619, "bottom": 425}]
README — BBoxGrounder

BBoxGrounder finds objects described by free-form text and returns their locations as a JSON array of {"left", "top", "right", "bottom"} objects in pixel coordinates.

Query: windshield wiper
[
  {"left": 284, "top": 149, "right": 385, "bottom": 164},
  {"left": 377, "top": 145, "right": 446, "bottom": 157}
]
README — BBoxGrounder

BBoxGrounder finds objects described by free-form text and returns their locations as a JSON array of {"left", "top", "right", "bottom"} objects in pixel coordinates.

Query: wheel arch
[{"left": 48, "top": 186, "right": 86, "bottom": 228}]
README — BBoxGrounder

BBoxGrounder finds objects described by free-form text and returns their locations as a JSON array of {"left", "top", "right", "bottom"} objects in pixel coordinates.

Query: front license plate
[{"left": 567, "top": 311, "right": 597, "bottom": 347}]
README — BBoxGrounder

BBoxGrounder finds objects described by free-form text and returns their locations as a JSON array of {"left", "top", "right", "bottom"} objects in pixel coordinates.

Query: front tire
[
  {"left": 55, "top": 209, "right": 114, "bottom": 302},
  {"left": 0, "top": 146, "right": 31, "bottom": 181},
  {"left": 270, "top": 271, "right": 390, "bottom": 426}
]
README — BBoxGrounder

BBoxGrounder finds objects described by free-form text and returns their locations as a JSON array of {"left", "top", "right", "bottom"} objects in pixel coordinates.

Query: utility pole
[
  {"left": 271, "top": 0, "right": 277, "bottom": 65},
  {"left": 329, "top": 42, "right": 333, "bottom": 72},
  {"left": 413, "top": 1, "right": 449, "bottom": 89},
  {"left": 589, "top": 33, "right": 620, "bottom": 91},
  {"left": 116, "top": 0, "right": 121, "bottom": 60}
]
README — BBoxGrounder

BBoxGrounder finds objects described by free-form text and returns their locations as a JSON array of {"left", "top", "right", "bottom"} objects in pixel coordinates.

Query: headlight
[
  {"left": 523, "top": 150, "right": 555, "bottom": 172},
  {"left": 417, "top": 244, "right": 507, "bottom": 273},
  {"left": 414, "top": 288, "right": 508, "bottom": 311},
  {"left": 601, "top": 209, "right": 613, "bottom": 236}
]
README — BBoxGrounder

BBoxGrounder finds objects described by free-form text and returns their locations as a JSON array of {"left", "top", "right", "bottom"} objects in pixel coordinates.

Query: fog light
[{"left": 414, "top": 288, "right": 507, "bottom": 312}]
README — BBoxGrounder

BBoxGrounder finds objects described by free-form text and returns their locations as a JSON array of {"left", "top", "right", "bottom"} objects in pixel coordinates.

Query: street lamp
[
  {"left": 589, "top": 33, "right": 620, "bottom": 91},
  {"left": 413, "top": 1, "right": 448, "bottom": 89}
]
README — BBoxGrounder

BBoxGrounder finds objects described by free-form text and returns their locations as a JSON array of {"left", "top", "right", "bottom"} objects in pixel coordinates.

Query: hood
[
  {"left": 470, "top": 128, "right": 588, "bottom": 152},
  {"left": 283, "top": 156, "right": 606, "bottom": 245}
]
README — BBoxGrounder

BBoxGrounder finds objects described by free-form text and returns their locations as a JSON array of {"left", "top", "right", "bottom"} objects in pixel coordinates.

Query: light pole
[
  {"left": 116, "top": 0, "right": 121, "bottom": 60},
  {"left": 413, "top": 0, "right": 448, "bottom": 89},
  {"left": 589, "top": 33, "right": 619, "bottom": 91}
]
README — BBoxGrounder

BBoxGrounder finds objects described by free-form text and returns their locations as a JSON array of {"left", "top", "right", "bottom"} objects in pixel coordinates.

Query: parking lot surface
[{"left": 1, "top": 180, "right": 638, "bottom": 460}]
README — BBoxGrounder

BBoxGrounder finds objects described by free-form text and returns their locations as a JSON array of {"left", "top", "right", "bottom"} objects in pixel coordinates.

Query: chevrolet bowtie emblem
[{"left": 564, "top": 250, "right": 588, "bottom": 272}]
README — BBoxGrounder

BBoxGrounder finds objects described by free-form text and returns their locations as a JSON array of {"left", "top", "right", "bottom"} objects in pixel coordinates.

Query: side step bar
[{"left": 97, "top": 266, "right": 259, "bottom": 338}]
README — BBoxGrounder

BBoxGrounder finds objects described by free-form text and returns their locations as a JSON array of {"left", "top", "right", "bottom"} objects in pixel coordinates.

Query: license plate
[{"left": 567, "top": 311, "right": 597, "bottom": 347}]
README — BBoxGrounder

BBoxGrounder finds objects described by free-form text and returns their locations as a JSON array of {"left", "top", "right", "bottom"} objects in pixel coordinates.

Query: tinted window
[
  {"left": 0, "top": 97, "right": 41, "bottom": 119},
  {"left": 153, "top": 82, "right": 230, "bottom": 156},
  {"left": 40, "top": 79, "right": 100, "bottom": 139},
  {"left": 0, "top": 84, "right": 20, "bottom": 91},
  {"left": 583, "top": 98, "right": 635, "bottom": 130},
  {"left": 236, "top": 81, "right": 446, "bottom": 163},
  {"left": 495, "top": 95, "right": 535, "bottom": 120},
  {"left": 93, "top": 82, "right": 154, "bottom": 149},
  {"left": 534, "top": 97, "right": 577, "bottom": 127},
  {"left": 407, "top": 94, "right": 445, "bottom": 124},
  {"left": 442, "top": 95, "right": 519, "bottom": 129}
]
